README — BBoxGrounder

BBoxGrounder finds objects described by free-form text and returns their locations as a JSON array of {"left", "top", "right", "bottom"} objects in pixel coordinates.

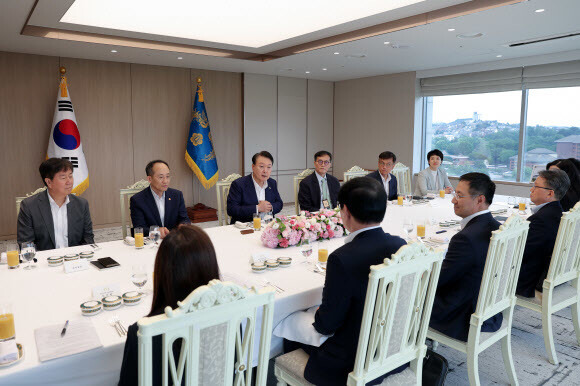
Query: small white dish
[
  {"left": 122, "top": 291, "right": 144, "bottom": 306},
  {"left": 47, "top": 256, "right": 64, "bottom": 267},
  {"left": 0, "top": 343, "right": 24, "bottom": 368},
  {"left": 80, "top": 300, "right": 103, "bottom": 316},
  {"left": 251, "top": 263, "right": 266, "bottom": 273},
  {"left": 102, "top": 296, "right": 122, "bottom": 311}
]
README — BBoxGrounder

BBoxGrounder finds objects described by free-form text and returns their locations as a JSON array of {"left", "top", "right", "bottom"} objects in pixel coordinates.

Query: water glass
[
  {"left": 403, "top": 219, "right": 414, "bottom": 240},
  {"left": 263, "top": 211, "right": 274, "bottom": 224},
  {"left": 149, "top": 226, "right": 160, "bottom": 247},
  {"left": 300, "top": 238, "right": 313, "bottom": 264},
  {"left": 20, "top": 241, "right": 36, "bottom": 270},
  {"left": 131, "top": 265, "right": 148, "bottom": 294},
  {"left": 405, "top": 194, "right": 413, "bottom": 206}
]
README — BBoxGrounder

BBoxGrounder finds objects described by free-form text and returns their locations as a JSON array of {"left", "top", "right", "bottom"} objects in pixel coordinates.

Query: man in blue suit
[
  {"left": 130, "top": 160, "right": 190, "bottom": 238},
  {"left": 517, "top": 169, "right": 570, "bottom": 297},
  {"left": 367, "top": 151, "right": 398, "bottom": 200},
  {"left": 298, "top": 150, "right": 341, "bottom": 213},
  {"left": 227, "top": 151, "right": 283, "bottom": 224},
  {"left": 429, "top": 172, "right": 502, "bottom": 341}
]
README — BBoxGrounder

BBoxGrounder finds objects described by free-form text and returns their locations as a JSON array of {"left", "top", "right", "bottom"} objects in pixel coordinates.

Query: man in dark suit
[
  {"left": 130, "top": 160, "right": 190, "bottom": 238},
  {"left": 298, "top": 150, "right": 340, "bottom": 213},
  {"left": 517, "top": 169, "right": 570, "bottom": 297},
  {"left": 429, "top": 172, "right": 502, "bottom": 341},
  {"left": 288, "top": 178, "right": 406, "bottom": 385},
  {"left": 227, "top": 151, "right": 283, "bottom": 224},
  {"left": 367, "top": 151, "right": 398, "bottom": 200},
  {"left": 17, "top": 158, "right": 94, "bottom": 251}
]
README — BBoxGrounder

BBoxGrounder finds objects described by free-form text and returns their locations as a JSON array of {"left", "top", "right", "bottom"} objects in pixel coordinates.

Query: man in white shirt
[
  {"left": 367, "top": 151, "right": 399, "bottom": 200},
  {"left": 17, "top": 158, "right": 94, "bottom": 251},
  {"left": 298, "top": 151, "right": 341, "bottom": 213}
]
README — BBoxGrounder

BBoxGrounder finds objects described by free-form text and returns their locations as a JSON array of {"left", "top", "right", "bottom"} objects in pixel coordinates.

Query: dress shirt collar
[
  {"left": 47, "top": 192, "right": 70, "bottom": 208},
  {"left": 344, "top": 225, "right": 382, "bottom": 244},
  {"left": 531, "top": 201, "right": 550, "bottom": 214},
  {"left": 379, "top": 172, "right": 391, "bottom": 184},
  {"left": 252, "top": 175, "right": 268, "bottom": 191},
  {"left": 315, "top": 172, "right": 327, "bottom": 184},
  {"left": 460, "top": 209, "right": 490, "bottom": 230},
  {"left": 150, "top": 187, "right": 165, "bottom": 201}
]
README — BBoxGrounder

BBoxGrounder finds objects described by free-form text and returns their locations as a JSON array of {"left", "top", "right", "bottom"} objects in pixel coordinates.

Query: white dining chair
[
  {"left": 215, "top": 173, "right": 242, "bottom": 226},
  {"left": 343, "top": 166, "right": 369, "bottom": 183},
  {"left": 293, "top": 169, "right": 314, "bottom": 215},
  {"left": 427, "top": 214, "right": 529, "bottom": 386},
  {"left": 274, "top": 242, "right": 444, "bottom": 386},
  {"left": 516, "top": 201, "right": 580, "bottom": 364},
  {"left": 138, "top": 279, "right": 275, "bottom": 386},
  {"left": 120, "top": 180, "right": 150, "bottom": 238},
  {"left": 16, "top": 187, "right": 47, "bottom": 216},
  {"left": 391, "top": 162, "right": 412, "bottom": 196}
]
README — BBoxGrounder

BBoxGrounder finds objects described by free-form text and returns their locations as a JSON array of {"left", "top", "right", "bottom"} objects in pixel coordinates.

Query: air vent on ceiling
[{"left": 508, "top": 32, "right": 580, "bottom": 47}]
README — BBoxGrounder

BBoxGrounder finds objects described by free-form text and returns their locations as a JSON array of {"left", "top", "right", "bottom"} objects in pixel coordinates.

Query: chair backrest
[
  {"left": 545, "top": 201, "right": 580, "bottom": 288},
  {"left": 349, "top": 242, "right": 444, "bottom": 385},
  {"left": 293, "top": 169, "right": 314, "bottom": 215},
  {"left": 391, "top": 162, "right": 412, "bottom": 196},
  {"left": 120, "top": 180, "right": 150, "bottom": 238},
  {"left": 474, "top": 214, "right": 529, "bottom": 325},
  {"left": 138, "top": 280, "right": 275, "bottom": 386},
  {"left": 16, "top": 187, "right": 48, "bottom": 216},
  {"left": 343, "top": 166, "right": 369, "bottom": 183},
  {"left": 216, "top": 173, "right": 242, "bottom": 226}
]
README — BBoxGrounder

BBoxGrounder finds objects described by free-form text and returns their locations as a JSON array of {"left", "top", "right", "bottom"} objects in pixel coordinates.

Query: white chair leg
[
  {"left": 571, "top": 302, "right": 580, "bottom": 345},
  {"left": 500, "top": 333, "right": 519, "bottom": 386},
  {"left": 276, "top": 381, "right": 288, "bottom": 386},
  {"left": 466, "top": 346, "right": 480, "bottom": 386},
  {"left": 541, "top": 310, "right": 559, "bottom": 365}
]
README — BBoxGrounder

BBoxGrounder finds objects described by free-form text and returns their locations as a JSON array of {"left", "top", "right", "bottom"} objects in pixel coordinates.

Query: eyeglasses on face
[
  {"left": 453, "top": 192, "right": 480, "bottom": 200},
  {"left": 316, "top": 160, "right": 331, "bottom": 166},
  {"left": 531, "top": 185, "right": 553, "bottom": 191}
]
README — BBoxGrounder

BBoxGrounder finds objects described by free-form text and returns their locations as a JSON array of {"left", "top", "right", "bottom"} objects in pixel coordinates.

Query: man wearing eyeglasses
[
  {"left": 367, "top": 151, "right": 398, "bottom": 200},
  {"left": 298, "top": 151, "right": 340, "bottom": 213},
  {"left": 516, "top": 169, "right": 571, "bottom": 297},
  {"left": 430, "top": 172, "right": 502, "bottom": 341}
]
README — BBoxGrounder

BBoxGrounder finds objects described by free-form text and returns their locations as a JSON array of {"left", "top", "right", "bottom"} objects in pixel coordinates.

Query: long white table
[{"left": 0, "top": 195, "right": 524, "bottom": 385}]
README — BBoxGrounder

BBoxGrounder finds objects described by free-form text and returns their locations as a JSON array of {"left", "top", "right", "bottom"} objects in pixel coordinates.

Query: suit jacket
[
  {"left": 226, "top": 174, "right": 283, "bottom": 223},
  {"left": 414, "top": 167, "right": 452, "bottom": 196},
  {"left": 130, "top": 187, "right": 190, "bottom": 236},
  {"left": 516, "top": 201, "right": 563, "bottom": 297},
  {"left": 17, "top": 190, "right": 94, "bottom": 251},
  {"left": 429, "top": 212, "right": 502, "bottom": 341},
  {"left": 298, "top": 172, "right": 341, "bottom": 213},
  {"left": 367, "top": 171, "right": 398, "bottom": 201},
  {"left": 305, "top": 228, "right": 407, "bottom": 386}
]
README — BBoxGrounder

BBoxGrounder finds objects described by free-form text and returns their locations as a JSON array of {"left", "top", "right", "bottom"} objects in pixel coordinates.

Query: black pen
[{"left": 60, "top": 320, "right": 69, "bottom": 337}]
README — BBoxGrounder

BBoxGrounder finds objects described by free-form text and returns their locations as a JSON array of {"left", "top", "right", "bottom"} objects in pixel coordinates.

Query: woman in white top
[{"left": 414, "top": 149, "right": 454, "bottom": 196}]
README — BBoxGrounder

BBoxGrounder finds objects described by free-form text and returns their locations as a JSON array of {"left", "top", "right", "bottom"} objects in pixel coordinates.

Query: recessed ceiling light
[
  {"left": 345, "top": 53, "right": 367, "bottom": 58},
  {"left": 457, "top": 33, "right": 483, "bottom": 39},
  {"left": 305, "top": 71, "right": 310, "bottom": 74},
  {"left": 284, "top": 68, "right": 294, "bottom": 71},
  {"left": 448, "top": 28, "right": 455, "bottom": 32},
  {"left": 177, "top": 56, "right": 183, "bottom": 60},
  {"left": 384, "top": 41, "right": 390, "bottom": 45},
  {"left": 333, "top": 52, "right": 340, "bottom": 55},
  {"left": 535, "top": 9, "right": 545, "bottom": 13},
  {"left": 496, "top": 55, "right": 503, "bottom": 58},
  {"left": 110, "top": 49, "right": 117, "bottom": 53},
  {"left": 322, "top": 68, "right": 327, "bottom": 71}
]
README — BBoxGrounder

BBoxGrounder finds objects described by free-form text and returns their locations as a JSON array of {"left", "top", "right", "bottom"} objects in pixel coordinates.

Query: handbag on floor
[{"left": 422, "top": 348, "right": 449, "bottom": 386}]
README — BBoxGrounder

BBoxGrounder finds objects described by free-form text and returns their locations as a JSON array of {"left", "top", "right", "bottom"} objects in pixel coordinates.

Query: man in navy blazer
[
  {"left": 367, "top": 151, "right": 398, "bottom": 201},
  {"left": 298, "top": 150, "right": 341, "bottom": 213},
  {"left": 130, "top": 160, "right": 190, "bottom": 238},
  {"left": 227, "top": 151, "right": 283, "bottom": 224},
  {"left": 517, "top": 169, "right": 570, "bottom": 297},
  {"left": 430, "top": 172, "right": 502, "bottom": 341}
]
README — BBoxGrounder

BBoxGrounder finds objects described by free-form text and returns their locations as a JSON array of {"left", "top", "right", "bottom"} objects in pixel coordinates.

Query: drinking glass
[
  {"left": 403, "top": 219, "right": 414, "bottom": 240},
  {"left": 0, "top": 303, "right": 17, "bottom": 365},
  {"left": 300, "top": 238, "right": 313, "bottom": 264},
  {"left": 131, "top": 265, "right": 148, "bottom": 295},
  {"left": 397, "top": 195, "right": 404, "bottom": 206},
  {"left": 20, "top": 241, "right": 36, "bottom": 270},
  {"left": 149, "top": 226, "right": 160, "bottom": 248},
  {"left": 6, "top": 243, "right": 20, "bottom": 270},
  {"left": 134, "top": 227, "right": 144, "bottom": 249},
  {"left": 405, "top": 194, "right": 413, "bottom": 206},
  {"left": 263, "top": 211, "right": 274, "bottom": 224},
  {"left": 253, "top": 213, "right": 262, "bottom": 231},
  {"left": 416, "top": 219, "right": 426, "bottom": 239},
  {"left": 518, "top": 198, "right": 527, "bottom": 215},
  {"left": 507, "top": 196, "right": 516, "bottom": 207},
  {"left": 318, "top": 243, "right": 329, "bottom": 267}
]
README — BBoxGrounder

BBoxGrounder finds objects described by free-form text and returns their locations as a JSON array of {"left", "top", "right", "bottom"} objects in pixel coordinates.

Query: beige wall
[{"left": 0, "top": 51, "right": 242, "bottom": 239}]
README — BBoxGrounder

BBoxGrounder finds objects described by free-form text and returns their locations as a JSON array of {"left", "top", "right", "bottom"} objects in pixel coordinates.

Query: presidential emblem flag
[
  {"left": 47, "top": 70, "right": 89, "bottom": 195},
  {"left": 185, "top": 78, "right": 218, "bottom": 189}
]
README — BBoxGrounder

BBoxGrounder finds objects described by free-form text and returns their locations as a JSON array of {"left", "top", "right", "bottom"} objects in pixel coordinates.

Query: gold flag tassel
[{"left": 59, "top": 66, "right": 68, "bottom": 98}]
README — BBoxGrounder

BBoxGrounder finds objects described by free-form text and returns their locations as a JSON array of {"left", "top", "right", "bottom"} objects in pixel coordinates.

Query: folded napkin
[
  {"left": 428, "top": 236, "right": 449, "bottom": 244},
  {"left": 273, "top": 306, "right": 331, "bottom": 347},
  {"left": 124, "top": 236, "right": 135, "bottom": 246},
  {"left": 249, "top": 252, "right": 270, "bottom": 265}
]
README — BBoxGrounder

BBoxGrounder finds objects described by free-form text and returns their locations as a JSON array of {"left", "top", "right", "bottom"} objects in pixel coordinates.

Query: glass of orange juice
[
  {"left": 6, "top": 243, "right": 20, "bottom": 270},
  {"left": 0, "top": 303, "right": 18, "bottom": 365},
  {"left": 439, "top": 190, "right": 445, "bottom": 198},
  {"left": 518, "top": 198, "right": 527, "bottom": 215},
  {"left": 416, "top": 220, "right": 426, "bottom": 239},
  {"left": 397, "top": 195, "right": 404, "bottom": 205},
  {"left": 134, "top": 227, "right": 144, "bottom": 249},
  {"left": 253, "top": 213, "right": 262, "bottom": 231},
  {"left": 318, "top": 243, "right": 329, "bottom": 266}
]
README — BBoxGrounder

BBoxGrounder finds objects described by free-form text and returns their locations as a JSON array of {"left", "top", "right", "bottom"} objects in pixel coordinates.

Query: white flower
[
  {"left": 310, "top": 218, "right": 317, "bottom": 225},
  {"left": 300, "top": 211, "right": 306, "bottom": 217},
  {"left": 320, "top": 215, "right": 326, "bottom": 220},
  {"left": 272, "top": 223, "right": 279, "bottom": 229}
]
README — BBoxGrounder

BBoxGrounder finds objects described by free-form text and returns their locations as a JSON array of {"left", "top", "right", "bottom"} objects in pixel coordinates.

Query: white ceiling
[{"left": 1, "top": 0, "right": 579, "bottom": 81}]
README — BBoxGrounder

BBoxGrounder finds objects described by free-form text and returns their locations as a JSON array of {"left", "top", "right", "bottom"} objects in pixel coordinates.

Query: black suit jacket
[
  {"left": 429, "top": 212, "right": 502, "bottom": 341},
  {"left": 17, "top": 190, "right": 94, "bottom": 251},
  {"left": 305, "top": 228, "right": 406, "bottom": 386},
  {"left": 130, "top": 187, "right": 190, "bottom": 236},
  {"left": 298, "top": 172, "right": 341, "bottom": 213},
  {"left": 226, "top": 174, "right": 283, "bottom": 223},
  {"left": 516, "top": 201, "right": 563, "bottom": 297},
  {"left": 367, "top": 171, "right": 398, "bottom": 201}
]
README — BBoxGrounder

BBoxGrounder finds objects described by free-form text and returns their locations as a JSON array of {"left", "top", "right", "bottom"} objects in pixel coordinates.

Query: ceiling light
[
  {"left": 110, "top": 49, "right": 117, "bottom": 53},
  {"left": 322, "top": 68, "right": 327, "bottom": 71},
  {"left": 535, "top": 9, "right": 545, "bottom": 13},
  {"left": 177, "top": 56, "right": 183, "bottom": 60},
  {"left": 334, "top": 52, "right": 340, "bottom": 55},
  {"left": 305, "top": 71, "right": 310, "bottom": 74},
  {"left": 457, "top": 33, "right": 483, "bottom": 39},
  {"left": 448, "top": 28, "right": 455, "bottom": 32},
  {"left": 384, "top": 41, "right": 390, "bottom": 45},
  {"left": 496, "top": 55, "right": 503, "bottom": 58},
  {"left": 345, "top": 53, "right": 367, "bottom": 58}
]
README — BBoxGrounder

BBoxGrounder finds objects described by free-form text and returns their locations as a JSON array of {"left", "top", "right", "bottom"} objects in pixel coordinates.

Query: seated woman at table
[
  {"left": 548, "top": 158, "right": 580, "bottom": 212},
  {"left": 118, "top": 225, "right": 220, "bottom": 386},
  {"left": 414, "top": 149, "right": 453, "bottom": 197}
]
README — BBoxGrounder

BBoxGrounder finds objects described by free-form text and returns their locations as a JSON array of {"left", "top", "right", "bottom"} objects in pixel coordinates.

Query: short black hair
[
  {"left": 427, "top": 149, "right": 444, "bottom": 162},
  {"left": 338, "top": 177, "right": 386, "bottom": 224},
  {"left": 39, "top": 158, "right": 73, "bottom": 186},
  {"left": 379, "top": 151, "right": 396, "bottom": 163},
  {"left": 252, "top": 151, "right": 274, "bottom": 165},
  {"left": 459, "top": 172, "right": 495, "bottom": 205},
  {"left": 538, "top": 169, "right": 570, "bottom": 201},
  {"left": 314, "top": 150, "right": 332, "bottom": 162},
  {"left": 146, "top": 160, "right": 169, "bottom": 177},
  {"left": 546, "top": 159, "right": 561, "bottom": 170}
]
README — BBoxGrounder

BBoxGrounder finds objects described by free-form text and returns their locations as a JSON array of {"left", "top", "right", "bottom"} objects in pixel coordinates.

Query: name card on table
[
  {"left": 92, "top": 283, "right": 121, "bottom": 300},
  {"left": 63, "top": 259, "right": 90, "bottom": 274}
]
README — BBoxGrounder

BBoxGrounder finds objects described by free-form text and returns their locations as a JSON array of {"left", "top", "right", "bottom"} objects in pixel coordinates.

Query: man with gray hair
[{"left": 516, "top": 169, "right": 571, "bottom": 297}]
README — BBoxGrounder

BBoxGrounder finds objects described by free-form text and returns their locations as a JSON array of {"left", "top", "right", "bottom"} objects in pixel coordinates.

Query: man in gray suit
[{"left": 17, "top": 158, "right": 94, "bottom": 251}]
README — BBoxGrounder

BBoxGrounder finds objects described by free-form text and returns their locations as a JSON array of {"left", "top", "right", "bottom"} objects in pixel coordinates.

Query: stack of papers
[{"left": 34, "top": 319, "right": 102, "bottom": 362}]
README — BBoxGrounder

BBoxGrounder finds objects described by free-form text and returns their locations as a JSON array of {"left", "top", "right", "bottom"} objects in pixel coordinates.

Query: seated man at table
[
  {"left": 227, "top": 151, "right": 283, "bottom": 223},
  {"left": 130, "top": 160, "right": 190, "bottom": 238},
  {"left": 367, "top": 151, "right": 398, "bottom": 200},
  {"left": 286, "top": 178, "right": 406, "bottom": 385},
  {"left": 516, "top": 169, "right": 570, "bottom": 297},
  {"left": 17, "top": 158, "right": 94, "bottom": 251},
  {"left": 429, "top": 172, "right": 502, "bottom": 341},
  {"left": 298, "top": 150, "right": 340, "bottom": 213}
]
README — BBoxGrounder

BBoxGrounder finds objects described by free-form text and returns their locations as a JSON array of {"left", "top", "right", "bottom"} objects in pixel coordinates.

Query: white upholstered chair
[
  {"left": 215, "top": 173, "right": 242, "bottom": 226},
  {"left": 392, "top": 162, "right": 412, "bottom": 196},
  {"left": 516, "top": 201, "right": 580, "bottom": 364},
  {"left": 274, "top": 242, "right": 444, "bottom": 386},
  {"left": 16, "top": 187, "right": 47, "bottom": 216},
  {"left": 293, "top": 169, "right": 314, "bottom": 215},
  {"left": 428, "top": 214, "right": 530, "bottom": 386},
  {"left": 343, "top": 166, "right": 369, "bottom": 183},
  {"left": 120, "top": 180, "right": 150, "bottom": 238},
  {"left": 138, "top": 279, "right": 275, "bottom": 386}
]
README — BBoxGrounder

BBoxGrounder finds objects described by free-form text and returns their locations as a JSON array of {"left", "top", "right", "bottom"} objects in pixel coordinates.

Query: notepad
[{"left": 34, "top": 319, "right": 102, "bottom": 362}]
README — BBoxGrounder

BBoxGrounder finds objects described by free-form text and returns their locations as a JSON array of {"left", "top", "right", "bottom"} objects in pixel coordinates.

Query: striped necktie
[{"left": 321, "top": 177, "right": 330, "bottom": 207}]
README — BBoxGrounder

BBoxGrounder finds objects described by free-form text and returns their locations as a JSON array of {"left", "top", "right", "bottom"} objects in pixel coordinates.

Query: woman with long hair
[{"left": 548, "top": 158, "right": 580, "bottom": 211}]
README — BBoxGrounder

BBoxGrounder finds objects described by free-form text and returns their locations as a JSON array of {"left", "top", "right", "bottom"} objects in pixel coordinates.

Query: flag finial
[
  {"left": 196, "top": 76, "right": 202, "bottom": 83},
  {"left": 59, "top": 66, "right": 66, "bottom": 76}
]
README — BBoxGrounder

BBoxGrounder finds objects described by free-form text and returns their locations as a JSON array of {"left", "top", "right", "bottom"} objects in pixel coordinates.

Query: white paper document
[{"left": 34, "top": 319, "right": 102, "bottom": 362}]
